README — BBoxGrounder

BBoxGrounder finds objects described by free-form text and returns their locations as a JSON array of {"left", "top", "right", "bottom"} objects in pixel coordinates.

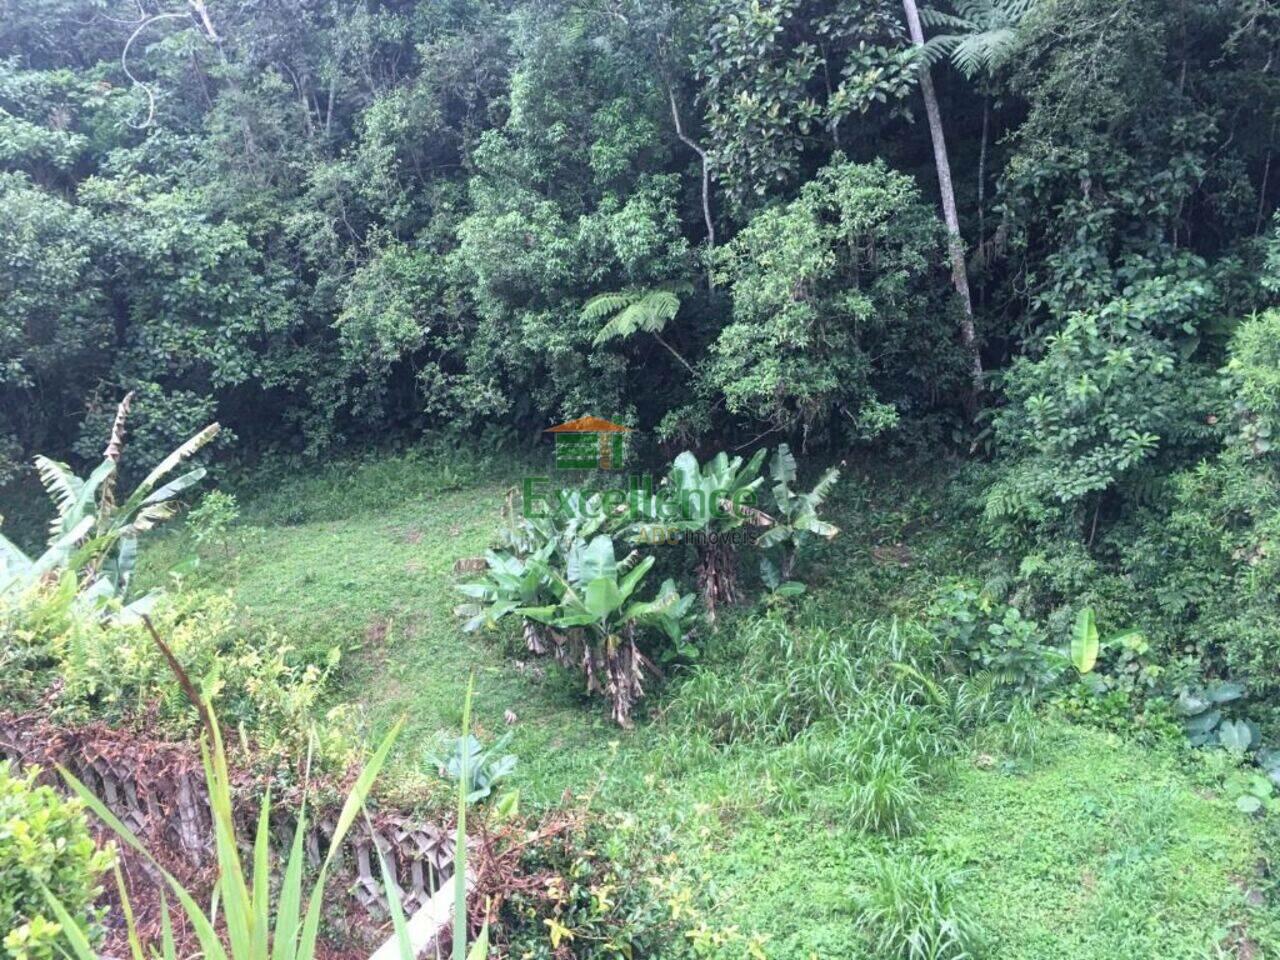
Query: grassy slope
[{"left": 142, "top": 450, "right": 1274, "bottom": 958}]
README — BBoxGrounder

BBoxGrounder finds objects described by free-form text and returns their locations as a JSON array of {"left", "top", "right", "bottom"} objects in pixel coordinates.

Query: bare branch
[{"left": 668, "top": 87, "right": 716, "bottom": 261}]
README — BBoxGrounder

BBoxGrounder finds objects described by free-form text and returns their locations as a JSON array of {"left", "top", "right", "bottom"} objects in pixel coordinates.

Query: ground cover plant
[{"left": 3, "top": 0, "right": 1280, "bottom": 956}]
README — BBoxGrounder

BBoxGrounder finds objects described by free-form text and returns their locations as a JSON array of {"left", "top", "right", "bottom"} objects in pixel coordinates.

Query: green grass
[
  {"left": 140, "top": 449, "right": 1277, "bottom": 958},
  {"left": 663, "top": 722, "right": 1262, "bottom": 959}
]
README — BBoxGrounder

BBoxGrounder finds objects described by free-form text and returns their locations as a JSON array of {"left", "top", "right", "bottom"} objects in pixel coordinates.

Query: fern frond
[
  {"left": 920, "top": 8, "right": 977, "bottom": 30},
  {"left": 916, "top": 34, "right": 960, "bottom": 70},
  {"left": 952, "top": 29, "right": 1018, "bottom": 78},
  {"left": 637, "top": 290, "right": 681, "bottom": 329},
  {"left": 582, "top": 292, "right": 639, "bottom": 322},
  {"left": 590, "top": 288, "right": 683, "bottom": 345}
]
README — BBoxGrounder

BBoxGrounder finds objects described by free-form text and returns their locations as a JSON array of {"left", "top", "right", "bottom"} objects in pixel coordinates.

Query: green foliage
[
  {"left": 0, "top": 589, "right": 346, "bottom": 762},
  {"left": 927, "top": 582, "right": 1059, "bottom": 694},
  {"left": 0, "top": 173, "right": 109, "bottom": 485},
  {"left": 1070, "top": 607, "right": 1099, "bottom": 674},
  {"left": 920, "top": 0, "right": 1037, "bottom": 79},
  {"left": 516, "top": 533, "right": 697, "bottom": 725},
  {"left": 628, "top": 449, "right": 768, "bottom": 538},
  {"left": 852, "top": 854, "right": 980, "bottom": 960},
  {"left": 1, "top": 410, "right": 219, "bottom": 615},
  {"left": 846, "top": 751, "right": 925, "bottom": 838},
  {"left": 758, "top": 443, "right": 841, "bottom": 586},
  {"left": 428, "top": 732, "right": 518, "bottom": 804},
  {"left": 585, "top": 285, "right": 686, "bottom": 346},
  {"left": 693, "top": 0, "right": 916, "bottom": 206},
  {"left": 187, "top": 490, "right": 240, "bottom": 553},
  {"left": 984, "top": 277, "right": 1216, "bottom": 547},
  {"left": 0, "top": 761, "right": 112, "bottom": 960},
  {"left": 710, "top": 157, "right": 957, "bottom": 440}
]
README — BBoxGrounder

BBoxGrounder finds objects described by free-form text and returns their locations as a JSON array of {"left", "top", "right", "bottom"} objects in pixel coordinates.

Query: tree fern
[
  {"left": 921, "top": 0, "right": 1038, "bottom": 79},
  {"left": 582, "top": 283, "right": 694, "bottom": 372}
]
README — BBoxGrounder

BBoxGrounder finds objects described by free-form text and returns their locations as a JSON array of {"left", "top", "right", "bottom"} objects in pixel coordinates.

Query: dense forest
[
  {"left": 4, "top": 1, "right": 1280, "bottom": 956},
  {"left": 6, "top": 0, "right": 1280, "bottom": 694}
]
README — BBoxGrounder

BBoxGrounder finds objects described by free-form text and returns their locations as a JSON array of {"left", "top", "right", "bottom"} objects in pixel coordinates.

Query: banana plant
[
  {"left": 0, "top": 394, "right": 219, "bottom": 615},
  {"left": 758, "top": 444, "right": 840, "bottom": 591},
  {"left": 454, "top": 544, "right": 556, "bottom": 652},
  {"left": 626, "top": 449, "right": 770, "bottom": 619},
  {"left": 517, "top": 534, "right": 696, "bottom": 726},
  {"left": 496, "top": 486, "right": 617, "bottom": 560}
]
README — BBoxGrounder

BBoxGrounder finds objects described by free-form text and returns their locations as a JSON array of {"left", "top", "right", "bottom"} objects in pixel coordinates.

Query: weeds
[
  {"left": 846, "top": 751, "right": 924, "bottom": 838},
  {"left": 853, "top": 854, "right": 980, "bottom": 960}
]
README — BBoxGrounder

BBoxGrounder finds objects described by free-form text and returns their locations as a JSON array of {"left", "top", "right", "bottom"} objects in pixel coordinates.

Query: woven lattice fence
[{"left": 0, "top": 713, "right": 457, "bottom": 920}]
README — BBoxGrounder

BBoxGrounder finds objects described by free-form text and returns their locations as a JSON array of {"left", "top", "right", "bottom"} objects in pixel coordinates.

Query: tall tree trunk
[{"left": 901, "top": 0, "right": 983, "bottom": 410}]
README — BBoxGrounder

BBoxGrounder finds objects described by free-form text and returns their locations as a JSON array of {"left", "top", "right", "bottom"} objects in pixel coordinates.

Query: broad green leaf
[
  {"left": 771, "top": 443, "right": 797, "bottom": 485},
  {"left": 584, "top": 576, "right": 623, "bottom": 619},
  {"left": 617, "top": 554, "right": 655, "bottom": 601},
  {"left": 1071, "top": 607, "right": 1099, "bottom": 674}
]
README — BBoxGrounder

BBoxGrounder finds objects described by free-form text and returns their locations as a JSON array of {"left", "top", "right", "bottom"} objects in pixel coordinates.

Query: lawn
[{"left": 140, "top": 449, "right": 1278, "bottom": 959}]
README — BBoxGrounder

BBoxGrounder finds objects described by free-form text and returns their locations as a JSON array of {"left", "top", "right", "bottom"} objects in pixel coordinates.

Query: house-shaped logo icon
[{"left": 545, "top": 416, "right": 632, "bottom": 470}]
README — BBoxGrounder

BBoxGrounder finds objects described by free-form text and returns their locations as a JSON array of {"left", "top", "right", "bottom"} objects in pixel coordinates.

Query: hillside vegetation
[{"left": 3, "top": 0, "right": 1280, "bottom": 956}]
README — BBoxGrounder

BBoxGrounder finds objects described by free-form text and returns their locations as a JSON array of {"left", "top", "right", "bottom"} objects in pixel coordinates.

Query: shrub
[
  {"left": 709, "top": 156, "right": 959, "bottom": 443},
  {"left": 927, "top": 581, "right": 1060, "bottom": 695},
  {"left": 187, "top": 490, "right": 240, "bottom": 555},
  {"left": 0, "top": 589, "right": 348, "bottom": 764},
  {"left": 853, "top": 854, "right": 981, "bottom": 960},
  {"left": 0, "top": 761, "right": 112, "bottom": 960}
]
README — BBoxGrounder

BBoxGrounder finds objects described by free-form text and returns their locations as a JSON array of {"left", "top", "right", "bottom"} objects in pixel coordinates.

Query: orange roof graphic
[{"left": 545, "top": 416, "right": 632, "bottom": 433}]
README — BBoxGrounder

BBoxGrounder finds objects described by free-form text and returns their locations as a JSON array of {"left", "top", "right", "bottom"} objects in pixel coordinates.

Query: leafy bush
[
  {"left": 927, "top": 582, "right": 1060, "bottom": 694},
  {"left": 983, "top": 274, "right": 1220, "bottom": 550},
  {"left": 0, "top": 589, "right": 347, "bottom": 763},
  {"left": 710, "top": 157, "right": 957, "bottom": 442},
  {"left": 187, "top": 490, "right": 240, "bottom": 555},
  {"left": 0, "top": 761, "right": 112, "bottom": 960},
  {"left": 626, "top": 448, "right": 768, "bottom": 617}
]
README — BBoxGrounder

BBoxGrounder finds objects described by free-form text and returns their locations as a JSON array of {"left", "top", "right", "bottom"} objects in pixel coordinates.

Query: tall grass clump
[
  {"left": 845, "top": 750, "right": 924, "bottom": 838},
  {"left": 668, "top": 614, "right": 978, "bottom": 834},
  {"left": 853, "top": 854, "right": 981, "bottom": 960},
  {"left": 669, "top": 614, "right": 971, "bottom": 753}
]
